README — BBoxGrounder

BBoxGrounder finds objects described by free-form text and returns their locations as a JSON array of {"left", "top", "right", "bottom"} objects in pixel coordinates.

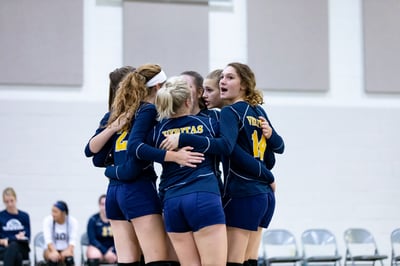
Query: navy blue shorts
[
  {"left": 163, "top": 192, "right": 225, "bottom": 233},
  {"left": 223, "top": 192, "right": 275, "bottom": 231},
  {"left": 106, "top": 180, "right": 162, "bottom": 220}
]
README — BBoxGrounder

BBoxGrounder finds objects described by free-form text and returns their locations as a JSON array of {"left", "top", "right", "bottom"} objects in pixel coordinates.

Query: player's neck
[{"left": 6, "top": 207, "right": 18, "bottom": 215}]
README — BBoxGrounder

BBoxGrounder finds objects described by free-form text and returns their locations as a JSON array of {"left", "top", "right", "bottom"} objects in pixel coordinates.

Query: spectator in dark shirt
[
  {"left": 0, "top": 187, "right": 30, "bottom": 266},
  {"left": 86, "top": 194, "right": 117, "bottom": 266}
]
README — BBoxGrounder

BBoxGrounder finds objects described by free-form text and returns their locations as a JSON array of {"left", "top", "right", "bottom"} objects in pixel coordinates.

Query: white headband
[{"left": 146, "top": 70, "right": 167, "bottom": 87}]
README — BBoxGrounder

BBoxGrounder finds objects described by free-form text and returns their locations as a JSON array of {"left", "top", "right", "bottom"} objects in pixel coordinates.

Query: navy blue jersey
[
  {"left": 198, "top": 108, "right": 220, "bottom": 120},
  {"left": 104, "top": 103, "right": 159, "bottom": 182},
  {"left": 196, "top": 108, "right": 274, "bottom": 184},
  {"left": 256, "top": 106, "right": 284, "bottom": 170},
  {"left": 86, "top": 213, "right": 114, "bottom": 255},
  {"left": 85, "top": 103, "right": 158, "bottom": 184},
  {"left": 153, "top": 115, "right": 220, "bottom": 200},
  {"left": 106, "top": 103, "right": 158, "bottom": 184},
  {"left": 197, "top": 108, "right": 223, "bottom": 193},
  {"left": 179, "top": 106, "right": 279, "bottom": 184},
  {"left": 145, "top": 115, "right": 221, "bottom": 201},
  {"left": 84, "top": 112, "right": 116, "bottom": 167},
  {"left": 179, "top": 101, "right": 284, "bottom": 197},
  {"left": 0, "top": 209, "right": 30, "bottom": 242}
]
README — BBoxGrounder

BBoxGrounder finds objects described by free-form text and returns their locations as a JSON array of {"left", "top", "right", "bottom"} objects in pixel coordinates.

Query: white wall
[{"left": 0, "top": 0, "right": 399, "bottom": 263}]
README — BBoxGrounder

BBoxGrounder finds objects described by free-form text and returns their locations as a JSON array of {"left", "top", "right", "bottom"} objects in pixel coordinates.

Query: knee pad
[
  {"left": 87, "top": 258, "right": 100, "bottom": 266},
  {"left": 118, "top": 262, "right": 141, "bottom": 266},
  {"left": 46, "top": 261, "right": 58, "bottom": 266},
  {"left": 65, "top": 256, "right": 75, "bottom": 266},
  {"left": 165, "top": 261, "right": 180, "bottom": 266},
  {"left": 245, "top": 260, "right": 258, "bottom": 266},
  {"left": 145, "top": 261, "right": 177, "bottom": 266}
]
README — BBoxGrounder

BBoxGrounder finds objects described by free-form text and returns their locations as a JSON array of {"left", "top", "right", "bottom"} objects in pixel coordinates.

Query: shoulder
[
  {"left": 221, "top": 103, "right": 242, "bottom": 117},
  {"left": 18, "top": 210, "right": 30, "bottom": 218},
  {"left": 230, "top": 101, "right": 249, "bottom": 110},
  {"left": 99, "top": 112, "right": 111, "bottom": 125},
  {"left": 136, "top": 103, "right": 157, "bottom": 117},
  {"left": 189, "top": 115, "right": 218, "bottom": 134},
  {"left": 257, "top": 105, "right": 270, "bottom": 120},
  {"left": 89, "top": 213, "right": 100, "bottom": 221},
  {"left": 188, "top": 115, "right": 211, "bottom": 125},
  {"left": 138, "top": 102, "right": 156, "bottom": 112},
  {"left": 203, "top": 108, "right": 220, "bottom": 120}
]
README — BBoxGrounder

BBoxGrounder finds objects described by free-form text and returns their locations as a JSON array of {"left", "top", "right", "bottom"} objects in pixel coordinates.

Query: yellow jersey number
[
  {"left": 251, "top": 130, "right": 267, "bottom": 161},
  {"left": 102, "top": 225, "right": 113, "bottom": 237},
  {"left": 115, "top": 131, "right": 128, "bottom": 151}
]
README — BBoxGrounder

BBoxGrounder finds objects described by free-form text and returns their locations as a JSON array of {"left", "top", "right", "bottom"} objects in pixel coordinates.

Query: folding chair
[
  {"left": 260, "top": 229, "right": 304, "bottom": 266},
  {"left": 81, "top": 232, "right": 89, "bottom": 266},
  {"left": 343, "top": 228, "right": 387, "bottom": 266},
  {"left": 301, "top": 228, "right": 342, "bottom": 266},
  {"left": 33, "top": 231, "right": 46, "bottom": 266},
  {"left": 391, "top": 228, "right": 400, "bottom": 266},
  {"left": 81, "top": 232, "right": 117, "bottom": 266}
]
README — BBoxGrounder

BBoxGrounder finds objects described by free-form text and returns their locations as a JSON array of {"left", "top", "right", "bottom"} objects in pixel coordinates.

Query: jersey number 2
[{"left": 115, "top": 131, "right": 128, "bottom": 151}]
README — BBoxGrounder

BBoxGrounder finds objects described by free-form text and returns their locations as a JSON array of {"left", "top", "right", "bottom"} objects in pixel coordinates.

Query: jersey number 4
[{"left": 251, "top": 130, "right": 266, "bottom": 161}]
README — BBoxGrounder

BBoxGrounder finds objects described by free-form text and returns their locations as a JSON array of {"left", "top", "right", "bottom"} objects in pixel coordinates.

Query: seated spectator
[
  {"left": 43, "top": 200, "right": 79, "bottom": 266},
  {"left": 0, "top": 187, "right": 31, "bottom": 265},
  {"left": 86, "top": 194, "right": 117, "bottom": 266}
]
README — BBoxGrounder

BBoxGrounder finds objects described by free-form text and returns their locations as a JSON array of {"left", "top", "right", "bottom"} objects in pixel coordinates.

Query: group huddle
[{"left": 84, "top": 62, "right": 285, "bottom": 266}]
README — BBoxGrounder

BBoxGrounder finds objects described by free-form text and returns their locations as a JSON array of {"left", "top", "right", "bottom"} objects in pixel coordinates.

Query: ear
[{"left": 197, "top": 87, "right": 204, "bottom": 97}]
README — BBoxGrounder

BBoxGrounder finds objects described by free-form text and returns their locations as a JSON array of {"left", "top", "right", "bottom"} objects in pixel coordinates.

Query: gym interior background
[{"left": 1, "top": 0, "right": 399, "bottom": 263}]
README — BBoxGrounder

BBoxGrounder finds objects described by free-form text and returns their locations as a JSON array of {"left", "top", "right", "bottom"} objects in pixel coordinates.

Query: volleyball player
[
  {"left": 86, "top": 64, "right": 201, "bottom": 266},
  {"left": 160, "top": 62, "right": 284, "bottom": 266}
]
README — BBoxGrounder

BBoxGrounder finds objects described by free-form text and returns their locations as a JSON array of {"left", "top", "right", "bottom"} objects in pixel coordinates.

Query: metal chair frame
[
  {"left": 343, "top": 228, "right": 387, "bottom": 266},
  {"left": 80, "top": 232, "right": 89, "bottom": 266},
  {"left": 80, "top": 232, "right": 116, "bottom": 266},
  {"left": 391, "top": 228, "right": 400, "bottom": 266},
  {"left": 33, "top": 231, "right": 46, "bottom": 266},
  {"left": 301, "top": 228, "right": 342, "bottom": 266},
  {"left": 260, "top": 229, "right": 304, "bottom": 266}
]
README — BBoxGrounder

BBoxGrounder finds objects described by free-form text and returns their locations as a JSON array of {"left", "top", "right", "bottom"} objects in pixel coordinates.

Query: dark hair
[
  {"left": 108, "top": 64, "right": 163, "bottom": 132},
  {"left": 181, "top": 70, "right": 206, "bottom": 110},
  {"left": 108, "top": 66, "right": 136, "bottom": 110},
  {"left": 54, "top": 200, "right": 69, "bottom": 215},
  {"left": 98, "top": 194, "right": 106, "bottom": 204}
]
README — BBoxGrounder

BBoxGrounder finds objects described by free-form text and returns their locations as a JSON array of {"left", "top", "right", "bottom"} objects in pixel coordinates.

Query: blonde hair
[
  {"left": 156, "top": 76, "right": 191, "bottom": 120},
  {"left": 107, "top": 64, "right": 162, "bottom": 131},
  {"left": 205, "top": 69, "right": 222, "bottom": 91},
  {"left": 227, "top": 62, "right": 263, "bottom": 106},
  {"left": 3, "top": 187, "right": 16, "bottom": 200},
  {"left": 206, "top": 69, "right": 222, "bottom": 82}
]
